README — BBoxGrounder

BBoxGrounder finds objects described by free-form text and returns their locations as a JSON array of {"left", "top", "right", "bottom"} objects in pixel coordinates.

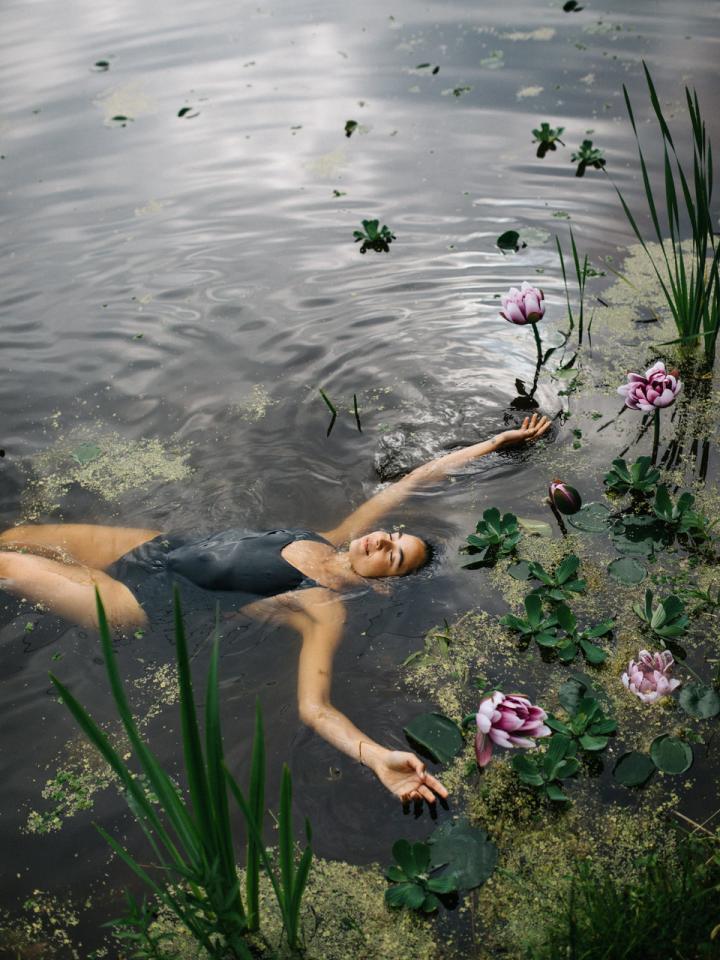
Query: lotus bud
[
  {"left": 548, "top": 479, "right": 582, "bottom": 515},
  {"left": 499, "top": 282, "right": 545, "bottom": 325}
]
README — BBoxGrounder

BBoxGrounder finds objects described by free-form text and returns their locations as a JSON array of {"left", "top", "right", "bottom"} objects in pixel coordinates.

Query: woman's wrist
[{"left": 358, "top": 740, "right": 386, "bottom": 771}]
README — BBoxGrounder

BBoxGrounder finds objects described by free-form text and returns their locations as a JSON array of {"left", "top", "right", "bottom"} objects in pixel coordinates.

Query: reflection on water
[{"left": 1, "top": 0, "right": 718, "bottom": 949}]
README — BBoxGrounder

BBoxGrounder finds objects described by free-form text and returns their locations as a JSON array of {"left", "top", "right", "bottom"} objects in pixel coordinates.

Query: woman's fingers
[
  {"left": 424, "top": 771, "right": 449, "bottom": 798},
  {"left": 418, "top": 784, "right": 437, "bottom": 804}
]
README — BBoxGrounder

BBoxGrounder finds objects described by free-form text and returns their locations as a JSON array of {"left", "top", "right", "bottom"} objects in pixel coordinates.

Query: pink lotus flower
[
  {"left": 475, "top": 690, "right": 551, "bottom": 767},
  {"left": 500, "top": 282, "right": 545, "bottom": 325},
  {"left": 617, "top": 361, "right": 682, "bottom": 413},
  {"left": 621, "top": 649, "right": 681, "bottom": 703}
]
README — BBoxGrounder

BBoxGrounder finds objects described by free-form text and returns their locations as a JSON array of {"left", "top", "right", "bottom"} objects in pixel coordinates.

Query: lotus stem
[
  {"left": 651, "top": 409, "right": 660, "bottom": 465},
  {"left": 545, "top": 496, "right": 568, "bottom": 538}
]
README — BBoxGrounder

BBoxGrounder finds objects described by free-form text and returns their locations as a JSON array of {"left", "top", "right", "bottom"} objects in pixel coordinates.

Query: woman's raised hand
[
  {"left": 372, "top": 749, "right": 449, "bottom": 805},
  {"left": 494, "top": 413, "right": 552, "bottom": 449}
]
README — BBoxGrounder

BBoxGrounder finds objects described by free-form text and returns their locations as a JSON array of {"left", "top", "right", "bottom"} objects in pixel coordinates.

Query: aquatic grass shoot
[
  {"left": 616, "top": 62, "right": 720, "bottom": 365},
  {"left": 556, "top": 227, "right": 590, "bottom": 346},
  {"left": 50, "top": 588, "right": 312, "bottom": 958}
]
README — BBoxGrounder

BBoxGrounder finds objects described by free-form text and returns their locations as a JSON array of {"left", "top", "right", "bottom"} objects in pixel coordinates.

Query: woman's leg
[
  {"left": 0, "top": 524, "right": 161, "bottom": 569},
  {"left": 0, "top": 551, "right": 147, "bottom": 629}
]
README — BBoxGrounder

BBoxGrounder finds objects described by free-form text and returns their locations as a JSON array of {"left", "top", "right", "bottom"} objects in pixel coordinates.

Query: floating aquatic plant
[
  {"left": 652, "top": 484, "right": 715, "bottom": 545},
  {"left": 461, "top": 508, "right": 522, "bottom": 568},
  {"left": 632, "top": 589, "right": 689, "bottom": 641},
  {"left": 532, "top": 122, "right": 565, "bottom": 158},
  {"left": 344, "top": 120, "right": 358, "bottom": 137},
  {"left": 551, "top": 603, "right": 612, "bottom": 664},
  {"left": 512, "top": 733, "right": 580, "bottom": 802},
  {"left": 616, "top": 63, "right": 720, "bottom": 365},
  {"left": 525, "top": 554, "right": 587, "bottom": 603},
  {"left": 571, "top": 139, "right": 606, "bottom": 176},
  {"left": 604, "top": 455, "right": 661, "bottom": 497},
  {"left": 546, "top": 695, "right": 617, "bottom": 752},
  {"left": 384, "top": 840, "right": 457, "bottom": 913},
  {"left": 353, "top": 218, "right": 395, "bottom": 253}
]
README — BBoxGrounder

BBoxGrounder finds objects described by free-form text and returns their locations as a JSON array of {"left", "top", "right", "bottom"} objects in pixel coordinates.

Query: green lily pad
[
  {"left": 613, "top": 751, "right": 655, "bottom": 787},
  {"left": 70, "top": 442, "right": 102, "bottom": 466},
  {"left": 567, "top": 502, "right": 611, "bottom": 532},
  {"left": 496, "top": 230, "right": 525, "bottom": 252},
  {"left": 678, "top": 683, "right": 720, "bottom": 719},
  {"left": 403, "top": 713, "right": 464, "bottom": 764},
  {"left": 608, "top": 557, "right": 646, "bottom": 584},
  {"left": 650, "top": 735, "right": 693, "bottom": 775},
  {"left": 507, "top": 560, "right": 532, "bottom": 580},
  {"left": 429, "top": 819, "right": 498, "bottom": 890}
]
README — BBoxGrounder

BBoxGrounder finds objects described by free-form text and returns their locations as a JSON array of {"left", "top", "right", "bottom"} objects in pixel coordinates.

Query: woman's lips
[{"left": 363, "top": 536, "right": 369, "bottom": 555}]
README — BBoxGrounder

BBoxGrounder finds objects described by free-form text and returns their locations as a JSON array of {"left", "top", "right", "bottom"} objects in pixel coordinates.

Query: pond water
[{"left": 1, "top": 0, "right": 719, "bottom": 955}]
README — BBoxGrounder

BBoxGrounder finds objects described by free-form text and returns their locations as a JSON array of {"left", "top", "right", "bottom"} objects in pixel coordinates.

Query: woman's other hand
[
  {"left": 494, "top": 413, "right": 551, "bottom": 449},
  {"left": 370, "top": 749, "right": 449, "bottom": 804}
]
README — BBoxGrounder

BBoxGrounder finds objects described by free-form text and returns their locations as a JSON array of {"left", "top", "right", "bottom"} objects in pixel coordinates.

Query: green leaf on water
[
  {"left": 567, "top": 502, "right": 611, "bottom": 532},
  {"left": 649, "top": 735, "right": 693, "bottom": 775},
  {"left": 403, "top": 713, "right": 464, "bottom": 764},
  {"left": 613, "top": 751, "right": 655, "bottom": 787},
  {"left": 508, "top": 560, "right": 533, "bottom": 580},
  {"left": 517, "top": 517, "right": 552, "bottom": 537},
  {"left": 71, "top": 442, "right": 102, "bottom": 466},
  {"left": 678, "top": 683, "right": 720, "bottom": 719},
  {"left": 608, "top": 557, "right": 646, "bottom": 585},
  {"left": 496, "top": 230, "right": 525, "bottom": 253},
  {"left": 428, "top": 819, "right": 498, "bottom": 890}
]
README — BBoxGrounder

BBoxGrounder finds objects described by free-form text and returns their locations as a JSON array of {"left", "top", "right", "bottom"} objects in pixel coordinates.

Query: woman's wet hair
[{"left": 412, "top": 536, "right": 443, "bottom": 577}]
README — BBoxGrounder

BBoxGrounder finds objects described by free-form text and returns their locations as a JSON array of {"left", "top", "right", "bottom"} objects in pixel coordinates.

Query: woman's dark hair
[{"left": 414, "top": 536, "right": 443, "bottom": 576}]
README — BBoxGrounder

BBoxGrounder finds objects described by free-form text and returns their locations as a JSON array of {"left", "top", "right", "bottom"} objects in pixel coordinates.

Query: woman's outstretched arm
[
  {"left": 270, "top": 587, "right": 447, "bottom": 804},
  {"left": 321, "top": 413, "right": 551, "bottom": 545}
]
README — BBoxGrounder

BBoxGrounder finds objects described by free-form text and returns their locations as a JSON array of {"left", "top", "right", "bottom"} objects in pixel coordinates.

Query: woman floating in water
[{"left": 0, "top": 414, "right": 550, "bottom": 804}]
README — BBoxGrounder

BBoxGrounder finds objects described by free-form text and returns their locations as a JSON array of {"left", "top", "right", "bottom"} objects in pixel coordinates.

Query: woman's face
[{"left": 348, "top": 530, "right": 428, "bottom": 578}]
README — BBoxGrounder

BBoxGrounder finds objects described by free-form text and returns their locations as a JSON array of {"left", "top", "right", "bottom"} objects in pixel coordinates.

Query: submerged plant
[
  {"left": 385, "top": 840, "right": 457, "bottom": 913},
  {"left": 474, "top": 690, "right": 550, "bottom": 767},
  {"left": 604, "top": 455, "right": 661, "bottom": 496},
  {"left": 616, "top": 63, "right": 720, "bottom": 365},
  {"left": 632, "top": 589, "right": 689, "bottom": 640},
  {"left": 621, "top": 649, "right": 681, "bottom": 703},
  {"left": 532, "top": 122, "right": 565, "bottom": 158},
  {"left": 512, "top": 733, "right": 580, "bottom": 802},
  {"left": 461, "top": 508, "right": 522, "bottom": 568},
  {"left": 50, "top": 590, "right": 312, "bottom": 958},
  {"left": 353, "top": 218, "right": 396, "bottom": 253},
  {"left": 571, "top": 139, "right": 606, "bottom": 176}
]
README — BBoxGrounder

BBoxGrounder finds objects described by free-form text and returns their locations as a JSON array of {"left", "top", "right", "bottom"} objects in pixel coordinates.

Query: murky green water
[{"left": 1, "top": 0, "right": 718, "bottom": 954}]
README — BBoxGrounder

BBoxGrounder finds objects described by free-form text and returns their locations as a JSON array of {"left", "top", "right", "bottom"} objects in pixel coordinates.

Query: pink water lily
[
  {"left": 617, "top": 361, "right": 682, "bottom": 413},
  {"left": 621, "top": 649, "right": 681, "bottom": 703},
  {"left": 500, "top": 282, "right": 545, "bottom": 325},
  {"left": 475, "top": 690, "right": 551, "bottom": 767}
]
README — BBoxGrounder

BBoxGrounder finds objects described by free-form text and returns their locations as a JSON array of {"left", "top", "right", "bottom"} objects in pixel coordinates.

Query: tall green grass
[
  {"left": 524, "top": 835, "right": 720, "bottom": 960},
  {"left": 556, "top": 225, "right": 590, "bottom": 347},
  {"left": 50, "top": 588, "right": 312, "bottom": 958},
  {"left": 616, "top": 62, "right": 720, "bottom": 365}
]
